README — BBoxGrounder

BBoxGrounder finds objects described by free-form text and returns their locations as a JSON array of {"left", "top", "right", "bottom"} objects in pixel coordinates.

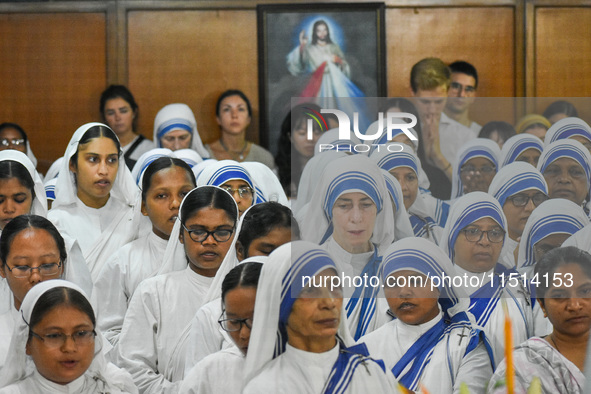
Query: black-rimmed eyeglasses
[{"left": 181, "top": 224, "right": 234, "bottom": 243}]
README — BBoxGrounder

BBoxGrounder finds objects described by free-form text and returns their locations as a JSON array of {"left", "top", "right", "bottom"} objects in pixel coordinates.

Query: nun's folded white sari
[
  {"left": 0, "top": 280, "right": 137, "bottom": 394},
  {"left": 48, "top": 123, "right": 143, "bottom": 279},
  {"left": 360, "top": 238, "right": 492, "bottom": 394},
  {"left": 243, "top": 242, "right": 401, "bottom": 394},
  {"left": 440, "top": 192, "right": 533, "bottom": 368}
]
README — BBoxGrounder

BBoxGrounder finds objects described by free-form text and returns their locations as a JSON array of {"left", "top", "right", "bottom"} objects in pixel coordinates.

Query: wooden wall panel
[
  {"left": 534, "top": 7, "right": 591, "bottom": 124},
  {"left": 0, "top": 13, "right": 107, "bottom": 172},
  {"left": 386, "top": 6, "right": 517, "bottom": 125},
  {"left": 127, "top": 10, "right": 258, "bottom": 146}
]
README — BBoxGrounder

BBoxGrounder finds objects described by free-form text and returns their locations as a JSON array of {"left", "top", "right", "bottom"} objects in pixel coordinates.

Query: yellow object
[
  {"left": 527, "top": 377, "right": 542, "bottom": 394},
  {"left": 502, "top": 299, "right": 514, "bottom": 394},
  {"left": 459, "top": 382, "right": 471, "bottom": 394}
]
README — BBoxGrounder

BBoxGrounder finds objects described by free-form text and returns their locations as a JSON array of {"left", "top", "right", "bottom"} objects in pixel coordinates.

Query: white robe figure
[
  {"left": 498, "top": 134, "right": 543, "bottom": 168},
  {"left": 450, "top": 138, "right": 501, "bottom": 199},
  {"left": 116, "top": 186, "right": 239, "bottom": 393},
  {"left": 298, "top": 155, "right": 402, "bottom": 340},
  {"left": 370, "top": 143, "right": 444, "bottom": 244},
  {"left": 179, "top": 346, "right": 244, "bottom": 394},
  {"left": 243, "top": 242, "right": 400, "bottom": 394},
  {"left": 543, "top": 116, "right": 591, "bottom": 147},
  {"left": 152, "top": 103, "right": 210, "bottom": 159},
  {"left": 48, "top": 123, "right": 143, "bottom": 279},
  {"left": 241, "top": 161, "right": 289, "bottom": 206},
  {"left": 487, "top": 162, "right": 549, "bottom": 269},
  {"left": 0, "top": 280, "right": 137, "bottom": 394},
  {"left": 93, "top": 231, "right": 168, "bottom": 347},
  {"left": 116, "top": 267, "right": 213, "bottom": 394},
  {"left": 439, "top": 192, "right": 534, "bottom": 368},
  {"left": 360, "top": 237, "right": 492, "bottom": 394}
]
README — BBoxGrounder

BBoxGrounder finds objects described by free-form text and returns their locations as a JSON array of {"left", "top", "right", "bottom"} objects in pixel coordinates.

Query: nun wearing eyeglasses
[
  {"left": 440, "top": 192, "right": 533, "bottom": 368},
  {"left": 371, "top": 143, "right": 446, "bottom": 244},
  {"left": 360, "top": 238, "right": 492, "bottom": 394},
  {"left": 196, "top": 160, "right": 263, "bottom": 216},
  {"left": 243, "top": 241, "right": 401, "bottom": 393},
  {"left": 450, "top": 138, "right": 501, "bottom": 200},
  {"left": 116, "top": 186, "right": 239, "bottom": 393},
  {"left": 488, "top": 162, "right": 549, "bottom": 268},
  {"left": 537, "top": 139, "right": 591, "bottom": 216},
  {"left": 297, "top": 155, "right": 409, "bottom": 340},
  {"left": 498, "top": 133, "right": 544, "bottom": 168},
  {"left": 0, "top": 280, "right": 137, "bottom": 394}
]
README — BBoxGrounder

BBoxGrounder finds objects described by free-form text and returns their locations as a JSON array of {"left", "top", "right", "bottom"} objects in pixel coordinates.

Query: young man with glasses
[{"left": 445, "top": 61, "right": 482, "bottom": 136}]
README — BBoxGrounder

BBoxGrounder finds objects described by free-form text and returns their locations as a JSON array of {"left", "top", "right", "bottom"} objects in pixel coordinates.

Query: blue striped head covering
[
  {"left": 370, "top": 142, "right": 418, "bottom": 176},
  {"left": 365, "top": 118, "right": 419, "bottom": 156},
  {"left": 382, "top": 238, "right": 471, "bottom": 322},
  {"left": 440, "top": 192, "right": 507, "bottom": 262},
  {"left": 544, "top": 117, "right": 591, "bottom": 147},
  {"left": 499, "top": 134, "right": 544, "bottom": 168},
  {"left": 130, "top": 148, "right": 173, "bottom": 186},
  {"left": 451, "top": 138, "right": 501, "bottom": 199},
  {"left": 314, "top": 128, "right": 361, "bottom": 156},
  {"left": 517, "top": 198, "right": 590, "bottom": 269},
  {"left": 172, "top": 149, "right": 203, "bottom": 168},
  {"left": 488, "top": 162, "right": 548, "bottom": 207},
  {"left": 152, "top": 103, "right": 210, "bottom": 158},
  {"left": 299, "top": 154, "right": 397, "bottom": 251},
  {"left": 196, "top": 160, "right": 263, "bottom": 204},
  {"left": 537, "top": 139, "right": 591, "bottom": 198},
  {"left": 381, "top": 170, "right": 401, "bottom": 213}
]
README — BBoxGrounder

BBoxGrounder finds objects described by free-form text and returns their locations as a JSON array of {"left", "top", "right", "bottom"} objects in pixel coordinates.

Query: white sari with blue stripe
[
  {"left": 440, "top": 192, "right": 533, "bottom": 368},
  {"left": 488, "top": 162, "right": 548, "bottom": 268},
  {"left": 360, "top": 238, "right": 492, "bottom": 393},
  {"left": 499, "top": 134, "right": 543, "bottom": 168},
  {"left": 243, "top": 242, "right": 400, "bottom": 394},
  {"left": 299, "top": 155, "right": 397, "bottom": 339},
  {"left": 451, "top": 139, "right": 501, "bottom": 199}
]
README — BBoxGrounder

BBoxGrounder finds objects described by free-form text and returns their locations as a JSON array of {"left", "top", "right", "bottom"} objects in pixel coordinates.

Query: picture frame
[{"left": 257, "top": 2, "right": 387, "bottom": 154}]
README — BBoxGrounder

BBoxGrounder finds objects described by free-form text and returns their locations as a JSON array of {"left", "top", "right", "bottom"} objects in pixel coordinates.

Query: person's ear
[
  {"left": 236, "top": 241, "right": 246, "bottom": 261},
  {"left": 0, "top": 265, "right": 6, "bottom": 279},
  {"left": 26, "top": 341, "right": 32, "bottom": 356},
  {"left": 140, "top": 200, "right": 148, "bottom": 217},
  {"left": 179, "top": 230, "right": 185, "bottom": 244},
  {"left": 69, "top": 158, "right": 77, "bottom": 174}
]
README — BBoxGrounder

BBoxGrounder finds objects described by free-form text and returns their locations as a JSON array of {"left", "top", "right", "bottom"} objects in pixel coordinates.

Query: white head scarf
[
  {"left": 157, "top": 186, "right": 240, "bottom": 308},
  {"left": 365, "top": 118, "right": 419, "bottom": 154},
  {"left": 52, "top": 122, "right": 140, "bottom": 209},
  {"left": 241, "top": 162, "right": 289, "bottom": 207},
  {"left": 243, "top": 241, "right": 354, "bottom": 384},
  {"left": 153, "top": 103, "right": 210, "bottom": 158},
  {"left": 451, "top": 138, "right": 501, "bottom": 199},
  {"left": 440, "top": 192, "right": 508, "bottom": 262},
  {"left": 196, "top": 159, "right": 264, "bottom": 205},
  {"left": 130, "top": 148, "right": 173, "bottom": 186},
  {"left": 172, "top": 148, "right": 204, "bottom": 168},
  {"left": 537, "top": 139, "right": 591, "bottom": 201},
  {"left": 488, "top": 162, "right": 548, "bottom": 207},
  {"left": 499, "top": 134, "right": 544, "bottom": 168},
  {"left": 298, "top": 154, "right": 396, "bottom": 252},
  {"left": 191, "top": 159, "right": 218, "bottom": 183},
  {"left": 517, "top": 198, "right": 589, "bottom": 270},
  {"left": 314, "top": 128, "right": 362, "bottom": 156},
  {"left": 371, "top": 143, "right": 435, "bottom": 219},
  {"left": 0, "top": 150, "right": 47, "bottom": 217},
  {"left": 380, "top": 170, "right": 416, "bottom": 240},
  {"left": 544, "top": 117, "right": 591, "bottom": 147},
  {"left": 0, "top": 279, "right": 135, "bottom": 392},
  {"left": 292, "top": 150, "right": 347, "bottom": 213},
  {"left": 44, "top": 157, "right": 64, "bottom": 182}
]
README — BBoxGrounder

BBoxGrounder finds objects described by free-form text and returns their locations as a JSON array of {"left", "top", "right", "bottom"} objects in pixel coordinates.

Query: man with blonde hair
[{"left": 410, "top": 57, "right": 474, "bottom": 199}]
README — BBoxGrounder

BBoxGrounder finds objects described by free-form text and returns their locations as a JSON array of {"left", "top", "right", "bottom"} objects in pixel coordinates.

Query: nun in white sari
[
  {"left": 116, "top": 186, "right": 239, "bottom": 393},
  {"left": 93, "top": 156, "right": 196, "bottom": 347},
  {"left": 371, "top": 143, "right": 446, "bottom": 243},
  {"left": 498, "top": 133, "right": 544, "bottom": 168},
  {"left": 450, "top": 138, "right": 501, "bottom": 200},
  {"left": 488, "top": 162, "right": 548, "bottom": 268},
  {"left": 243, "top": 241, "right": 401, "bottom": 393},
  {"left": 298, "top": 155, "right": 404, "bottom": 340},
  {"left": 0, "top": 280, "right": 137, "bottom": 394},
  {"left": 48, "top": 123, "right": 143, "bottom": 279},
  {"left": 152, "top": 103, "right": 210, "bottom": 158},
  {"left": 0, "top": 151, "right": 92, "bottom": 313},
  {"left": 440, "top": 192, "right": 533, "bottom": 368},
  {"left": 360, "top": 238, "right": 493, "bottom": 394},
  {"left": 241, "top": 161, "right": 289, "bottom": 206},
  {"left": 543, "top": 116, "right": 591, "bottom": 149}
]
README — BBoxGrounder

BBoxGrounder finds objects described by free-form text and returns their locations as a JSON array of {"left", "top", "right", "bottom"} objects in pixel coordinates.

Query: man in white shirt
[
  {"left": 445, "top": 61, "right": 482, "bottom": 136},
  {"left": 410, "top": 57, "right": 475, "bottom": 199}
]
